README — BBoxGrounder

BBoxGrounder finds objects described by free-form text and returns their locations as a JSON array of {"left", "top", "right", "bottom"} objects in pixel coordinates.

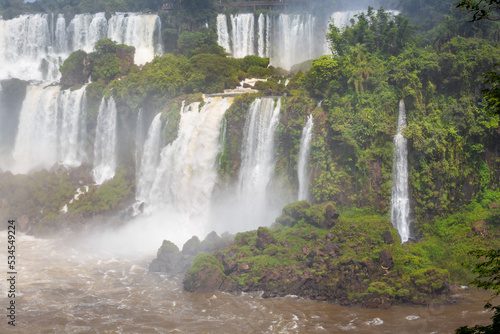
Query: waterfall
[
  {"left": 93, "top": 97, "right": 117, "bottom": 185},
  {"left": 230, "top": 13, "right": 255, "bottom": 59},
  {"left": 273, "top": 14, "right": 319, "bottom": 70},
  {"left": 136, "top": 113, "right": 163, "bottom": 201},
  {"left": 238, "top": 98, "right": 281, "bottom": 208},
  {"left": 58, "top": 87, "right": 88, "bottom": 167},
  {"left": 107, "top": 13, "right": 163, "bottom": 65},
  {"left": 0, "top": 12, "right": 163, "bottom": 82},
  {"left": 216, "top": 10, "right": 399, "bottom": 70},
  {"left": 391, "top": 100, "right": 410, "bottom": 243},
  {"left": 10, "top": 85, "right": 87, "bottom": 174},
  {"left": 257, "top": 13, "right": 267, "bottom": 58},
  {"left": 297, "top": 115, "right": 313, "bottom": 201},
  {"left": 145, "top": 97, "right": 234, "bottom": 214},
  {"left": 217, "top": 14, "right": 231, "bottom": 54}
]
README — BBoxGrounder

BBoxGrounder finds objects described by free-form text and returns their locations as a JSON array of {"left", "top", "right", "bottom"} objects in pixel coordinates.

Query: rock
[
  {"left": 183, "top": 254, "right": 227, "bottom": 293},
  {"left": 182, "top": 236, "right": 200, "bottom": 255},
  {"left": 379, "top": 249, "right": 394, "bottom": 269},
  {"left": 256, "top": 227, "right": 278, "bottom": 250},
  {"left": 473, "top": 220, "right": 488, "bottom": 237},
  {"left": 489, "top": 203, "right": 500, "bottom": 210},
  {"left": 149, "top": 240, "right": 192, "bottom": 274},
  {"left": 60, "top": 50, "right": 92, "bottom": 87},
  {"left": 324, "top": 204, "right": 339, "bottom": 228},
  {"left": 276, "top": 201, "right": 311, "bottom": 227},
  {"left": 382, "top": 230, "right": 394, "bottom": 244},
  {"left": 199, "top": 231, "right": 222, "bottom": 252}
]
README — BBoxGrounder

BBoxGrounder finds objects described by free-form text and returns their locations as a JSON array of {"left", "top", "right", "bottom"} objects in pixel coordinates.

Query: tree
[
  {"left": 457, "top": 0, "right": 500, "bottom": 21},
  {"left": 456, "top": 249, "right": 500, "bottom": 333}
]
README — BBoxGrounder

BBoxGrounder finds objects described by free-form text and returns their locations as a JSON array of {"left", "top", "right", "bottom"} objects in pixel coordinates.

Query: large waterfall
[
  {"left": 8, "top": 85, "right": 87, "bottom": 174},
  {"left": 217, "top": 10, "right": 399, "bottom": 70},
  {"left": 93, "top": 97, "right": 117, "bottom": 185},
  {"left": 238, "top": 98, "right": 281, "bottom": 216},
  {"left": 144, "top": 97, "right": 234, "bottom": 214},
  {"left": 0, "top": 12, "right": 162, "bottom": 82},
  {"left": 391, "top": 100, "right": 410, "bottom": 243},
  {"left": 297, "top": 115, "right": 313, "bottom": 201}
]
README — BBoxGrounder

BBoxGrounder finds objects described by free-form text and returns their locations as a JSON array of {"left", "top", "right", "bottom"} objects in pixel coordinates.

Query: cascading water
[
  {"left": 217, "top": 14, "right": 231, "bottom": 54},
  {"left": 145, "top": 97, "right": 234, "bottom": 214},
  {"left": 93, "top": 97, "right": 117, "bottom": 185},
  {"left": 136, "top": 112, "right": 164, "bottom": 202},
  {"left": 10, "top": 85, "right": 87, "bottom": 174},
  {"left": 230, "top": 13, "right": 255, "bottom": 59},
  {"left": 391, "top": 100, "right": 410, "bottom": 243},
  {"left": 0, "top": 12, "right": 162, "bottom": 82},
  {"left": 107, "top": 13, "right": 163, "bottom": 65},
  {"left": 297, "top": 115, "right": 313, "bottom": 201},
  {"left": 238, "top": 98, "right": 281, "bottom": 217},
  {"left": 217, "top": 10, "right": 399, "bottom": 70}
]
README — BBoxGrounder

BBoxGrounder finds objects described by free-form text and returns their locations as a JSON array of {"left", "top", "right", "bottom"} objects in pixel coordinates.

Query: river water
[{"left": 0, "top": 231, "right": 493, "bottom": 333}]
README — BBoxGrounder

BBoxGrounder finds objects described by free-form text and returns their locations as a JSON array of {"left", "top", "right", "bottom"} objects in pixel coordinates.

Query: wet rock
[
  {"left": 379, "top": 249, "right": 394, "bottom": 269},
  {"left": 382, "top": 230, "right": 394, "bottom": 244},
  {"left": 182, "top": 236, "right": 200, "bottom": 255},
  {"left": 149, "top": 240, "right": 193, "bottom": 274},
  {"left": 325, "top": 204, "right": 339, "bottom": 228},
  {"left": 199, "top": 231, "right": 222, "bottom": 252},
  {"left": 60, "top": 51, "right": 91, "bottom": 88},
  {"left": 183, "top": 255, "right": 226, "bottom": 293},
  {"left": 255, "top": 227, "right": 278, "bottom": 250}
]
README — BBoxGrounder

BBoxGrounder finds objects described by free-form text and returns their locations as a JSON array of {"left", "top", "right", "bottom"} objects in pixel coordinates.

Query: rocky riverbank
[{"left": 149, "top": 201, "right": 453, "bottom": 308}]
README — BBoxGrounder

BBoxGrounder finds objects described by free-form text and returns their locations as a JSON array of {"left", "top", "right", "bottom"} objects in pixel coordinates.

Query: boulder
[
  {"left": 60, "top": 50, "right": 91, "bottom": 87},
  {"left": 255, "top": 227, "right": 278, "bottom": 250},
  {"left": 382, "top": 230, "right": 394, "bottom": 244},
  {"left": 183, "top": 254, "right": 228, "bottom": 293},
  {"left": 379, "top": 249, "right": 394, "bottom": 269},
  {"left": 182, "top": 236, "right": 200, "bottom": 255}
]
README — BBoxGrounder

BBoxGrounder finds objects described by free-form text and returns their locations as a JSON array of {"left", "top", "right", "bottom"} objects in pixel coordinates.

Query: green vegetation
[{"left": 68, "top": 167, "right": 134, "bottom": 216}]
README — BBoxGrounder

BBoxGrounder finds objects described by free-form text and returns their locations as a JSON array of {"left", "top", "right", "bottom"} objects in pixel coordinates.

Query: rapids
[{"left": 0, "top": 231, "right": 493, "bottom": 333}]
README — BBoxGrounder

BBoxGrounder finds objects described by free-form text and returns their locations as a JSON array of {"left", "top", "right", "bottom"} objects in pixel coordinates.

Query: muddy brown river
[{"left": 0, "top": 232, "right": 494, "bottom": 333}]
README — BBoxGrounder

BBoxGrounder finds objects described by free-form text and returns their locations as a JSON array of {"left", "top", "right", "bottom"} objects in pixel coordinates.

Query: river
[{"left": 0, "top": 231, "right": 493, "bottom": 333}]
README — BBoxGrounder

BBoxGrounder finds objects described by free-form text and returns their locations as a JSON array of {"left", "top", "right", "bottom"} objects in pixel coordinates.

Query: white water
[
  {"left": 147, "top": 97, "right": 233, "bottom": 212},
  {"left": 216, "top": 14, "right": 231, "bottom": 54},
  {"left": 93, "top": 97, "right": 117, "bottom": 185},
  {"left": 297, "top": 115, "right": 313, "bottom": 201},
  {"left": 230, "top": 13, "right": 255, "bottom": 59},
  {"left": 391, "top": 100, "right": 410, "bottom": 243},
  {"left": 9, "top": 85, "right": 87, "bottom": 174},
  {"left": 217, "top": 10, "right": 399, "bottom": 70},
  {"left": 238, "top": 98, "right": 281, "bottom": 220},
  {"left": 0, "top": 12, "right": 162, "bottom": 82},
  {"left": 136, "top": 112, "right": 163, "bottom": 201}
]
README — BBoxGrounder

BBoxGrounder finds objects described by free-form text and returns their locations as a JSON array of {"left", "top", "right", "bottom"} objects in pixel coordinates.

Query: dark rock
[
  {"left": 182, "top": 236, "right": 200, "bottom": 255},
  {"left": 324, "top": 204, "right": 339, "bottom": 228},
  {"left": 199, "top": 231, "right": 222, "bottom": 252},
  {"left": 149, "top": 240, "right": 193, "bottom": 274},
  {"left": 183, "top": 255, "right": 226, "bottom": 293},
  {"left": 379, "top": 249, "right": 394, "bottom": 269},
  {"left": 382, "top": 230, "right": 394, "bottom": 244},
  {"left": 255, "top": 227, "right": 278, "bottom": 250},
  {"left": 60, "top": 51, "right": 91, "bottom": 87}
]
